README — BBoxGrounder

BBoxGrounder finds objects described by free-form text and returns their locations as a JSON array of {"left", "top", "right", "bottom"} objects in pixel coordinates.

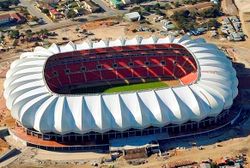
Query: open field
[
  {"left": 71, "top": 80, "right": 172, "bottom": 94},
  {"left": 221, "top": 0, "right": 238, "bottom": 15},
  {"left": 104, "top": 81, "right": 169, "bottom": 93}
]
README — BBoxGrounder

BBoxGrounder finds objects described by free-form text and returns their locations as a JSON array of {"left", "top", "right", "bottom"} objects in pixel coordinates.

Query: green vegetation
[
  {"left": 70, "top": 81, "right": 169, "bottom": 94},
  {"left": 8, "top": 30, "right": 20, "bottom": 39},
  {"left": 201, "top": 18, "right": 221, "bottom": 29},
  {"left": 171, "top": 5, "right": 222, "bottom": 32},
  {"left": 171, "top": 10, "right": 196, "bottom": 31},
  {"left": 199, "top": 5, "right": 221, "bottom": 18},
  {"left": 66, "top": 9, "right": 77, "bottom": 18},
  {"left": 104, "top": 81, "right": 168, "bottom": 93},
  {"left": 0, "top": 0, "right": 19, "bottom": 9},
  {"left": 42, "top": 8, "right": 50, "bottom": 15}
]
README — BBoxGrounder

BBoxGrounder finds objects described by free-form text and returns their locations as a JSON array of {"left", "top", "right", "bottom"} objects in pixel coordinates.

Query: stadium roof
[{"left": 4, "top": 36, "right": 238, "bottom": 134}]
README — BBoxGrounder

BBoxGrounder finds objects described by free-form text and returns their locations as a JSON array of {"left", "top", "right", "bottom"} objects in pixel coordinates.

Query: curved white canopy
[{"left": 4, "top": 36, "right": 238, "bottom": 134}]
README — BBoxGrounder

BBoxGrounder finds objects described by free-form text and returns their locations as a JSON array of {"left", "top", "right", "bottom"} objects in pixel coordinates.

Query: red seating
[
  {"left": 101, "top": 70, "right": 117, "bottom": 80},
  {"left": 67, "top": 63, "right": 82, "bottom": 72},
  {"left": 148, "top": 66, "right": 163, "bottom": 77},
  {"left": 133, "top": 67, "right": 148, "bottom": 78},
  {"left": 47, "top": 78, "right": 61, "bottom": 89},
  {"left": 94, "top": 48, "right": 107, "bottom": 53},
  {"left": 44, "top": 67, "right": 54, "bottom": 79},
  {"left": 126, "top": 45, "right": 139, "bottom": 51},
  {"left": 44, "top": 44, "right": 198, "bottom": 92},
  {"left": 69, "top": 73, "right": 85, "bottom": 84},
  {"left": 85, "top": 71, "right": 101, "bottom": 82},
  {"left": 155, "top": 44, "right": 171, "bottom": 49},
  {"left": 52, "top": 65, "right": 70, "bottom": 86},
  {"left": 85, "top": 61, "right": 97, "bottom": 70},
  {"left": 117, "top": 68, "right": 133, "bottom": 80},
  {"left": 149, "top": 57, "right": 163, "bottom": 65},
  {"left": 134, "top": 58, "right": 146, "bottom": 67},
  {"left": 99, "top": 59, "right": 114, "bottom": 69},
  {"left": 116, "top": 58, "right": 131, "bottom": 67}
]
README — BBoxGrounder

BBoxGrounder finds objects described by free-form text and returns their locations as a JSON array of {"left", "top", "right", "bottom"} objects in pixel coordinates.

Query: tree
[
  {"left": 204, "top": 18, "right": 221, "bottom": 29},
  {"left": 12, "top": 0, "right": 19, "bottom": 6},
  {"left": 171, "top": 11, "right": 197, "bottom": 31},
  {"left": 66, "top": 9, "right": 76, "bottom": 18},
  {"left": 25, "top": 29, "right": 33, "bottom": 38},
  {"left": 174, "top": 1, "right": 180, "bottom": 8},
  {"left": 0, "top": 1, "right": 10, "bottom": 9},
  {"left": 9, "top": 30, "right": 20, "bottom": 39},
  {"left": 38, "top": 29, "right": 49, "bottom": 36},
  {"left": 31, "top": 16, "right": 39, "bottom": 22},
  {"left": 154, "top": 3, "right": 160, "bottom": 9},
  {"left": 155, "top": 9, "right": 164, "bottom": 16},
  {"left": 42, "top": 8, "right": 50, "bottom": 15},
  {"left": 0, "top": 34, "right": 4, "bottom": 43},
  {"left": 165, "top": 3, "right": 172, "bottom": 10},
  {"left": 199, "top": 6, "right": 221, "bottom": 18},
  {"left": 144, "top": 6, "right": 150, "bottom": 12}
]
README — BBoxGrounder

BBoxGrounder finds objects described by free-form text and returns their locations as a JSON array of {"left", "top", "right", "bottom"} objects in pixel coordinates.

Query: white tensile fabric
[{"left": 4, "top": 36, "right": 238, "bottom": 134}]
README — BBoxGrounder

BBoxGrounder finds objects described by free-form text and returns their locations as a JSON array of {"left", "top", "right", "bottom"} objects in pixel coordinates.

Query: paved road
[
  {"left": 19, "top": 0, "right": 53, "bottom": 24},
  {"left": 28, "top": 10, "right": 128, "bottom": 32},
  {"left": 29, "top": 14, "right": 108, "bottom": 31}
]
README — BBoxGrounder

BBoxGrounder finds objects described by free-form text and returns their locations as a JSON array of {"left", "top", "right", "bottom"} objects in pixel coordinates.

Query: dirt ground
[
  {"left": 221, "top": 0, "right": 238, "bottom": 16},
  {"left": 0, "top": 138, "right": 9, "bottom": 155}
]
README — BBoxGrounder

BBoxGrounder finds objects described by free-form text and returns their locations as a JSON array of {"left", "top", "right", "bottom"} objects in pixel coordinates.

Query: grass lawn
[{"left": 104, "top": 81, "right": 168, "bottom": 93}]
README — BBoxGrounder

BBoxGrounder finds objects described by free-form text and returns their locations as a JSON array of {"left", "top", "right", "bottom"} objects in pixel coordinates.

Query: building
[
  {"left": 124, "top": 12, "right": 141, "bottom": 21},
  {"left": 4, "top": 36, "right": 238, "bottom": 151},
  {"left": 49, "top": 8, "right": 63, "bottom": 20},
  {"left": 221, "top": 16, "right": 245, "bottom": 41},
  {"left": 81, "top": 0, "right": 100, "bottom": 13},
  {"left": 0, "top": 13, "right": 25, "bottom": 26},
  {"left": 106, "top": 0, "right": 123, "bottom": 8}
]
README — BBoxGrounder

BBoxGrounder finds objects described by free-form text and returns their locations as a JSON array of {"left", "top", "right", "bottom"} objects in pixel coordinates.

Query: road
[
  {"left": 28, "top": 9, "right": 128, "bottom": 32},
  {"left": 19, "top": 0, "right": 53, "bottom": 24},
  {"left": 28, "top": 13, "right": 111, "bottom": 31}
]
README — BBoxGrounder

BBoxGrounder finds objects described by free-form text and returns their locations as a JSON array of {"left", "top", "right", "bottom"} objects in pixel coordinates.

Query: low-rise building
[
  {"left": 221, "top": 16, "right": 245, "bottom": 41},
  {"left": 49, "top": 8, "right": 63, "bottom": 20},
  {"left": 81, "top": 0, "right": 100, "bottom": 13},
  {"left": 0, "top": 13, "right": 25, "bottom": 26},
  {"left": 124, "top": 12, "right": 141, "bottom": 21}
]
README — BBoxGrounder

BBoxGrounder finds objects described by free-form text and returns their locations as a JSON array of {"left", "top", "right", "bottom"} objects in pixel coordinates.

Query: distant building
[
  {"left": 105, "top": 0, "right": 140, "bottom": 8},
  {"left": 49, "top": 8, "right": 63, "bottom": 20},
  {"left": 81, "top": 0, "right": 100, "bottom": 13},
  {"left": 105, "top": 0, "right": 123, "bottom": 8},
  {"left": 0, "top": 13, "right": 25, "bottom": 26},
  {"left": 221, "top": 16, "right": 245, "bottom": 41},
  {"left": 41, "top": 0, "right": 60, "bottom": 3},
  {"left": 124, "top": 12, "right": 141, "bottom": 21}
]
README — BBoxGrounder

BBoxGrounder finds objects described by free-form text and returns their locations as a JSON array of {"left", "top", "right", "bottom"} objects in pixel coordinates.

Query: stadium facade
[{"left": 4, "top": 36, "right": 239, "bottom": 150}]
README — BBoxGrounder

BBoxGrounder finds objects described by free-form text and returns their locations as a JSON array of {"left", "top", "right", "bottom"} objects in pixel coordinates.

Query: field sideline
[{"left": 104, "top": 81, "right": 169, "bottom": 93}]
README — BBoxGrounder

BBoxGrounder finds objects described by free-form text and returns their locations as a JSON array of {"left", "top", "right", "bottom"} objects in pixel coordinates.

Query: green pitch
[{"left": 103, "top": 81, "right": 168, "bottom": 93}]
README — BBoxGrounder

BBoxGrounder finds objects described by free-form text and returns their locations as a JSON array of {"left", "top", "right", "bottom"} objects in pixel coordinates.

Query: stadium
[{"left": 4, "top": 35, "right": 239, "bottom": 151}]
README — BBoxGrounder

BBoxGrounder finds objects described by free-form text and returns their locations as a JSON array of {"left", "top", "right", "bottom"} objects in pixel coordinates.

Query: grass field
[{"left": 103, "top": 81, "right": 168, "bottom": 93}]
